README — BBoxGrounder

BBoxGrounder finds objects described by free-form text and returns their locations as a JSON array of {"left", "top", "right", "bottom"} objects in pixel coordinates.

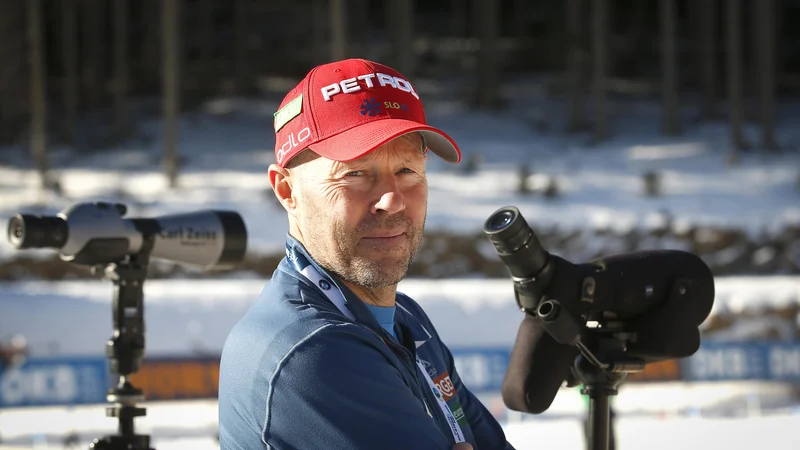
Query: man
[{"left": 219, "top": 58, "right": 515, "bottom": 450}]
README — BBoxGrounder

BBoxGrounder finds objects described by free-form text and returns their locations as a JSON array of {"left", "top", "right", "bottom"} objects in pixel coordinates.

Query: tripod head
[{"left": 7, "top": 202, "right": 249, "bottom": 450}]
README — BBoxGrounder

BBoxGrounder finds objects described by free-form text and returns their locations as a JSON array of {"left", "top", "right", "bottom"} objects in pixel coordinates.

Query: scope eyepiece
[
  {"left": 485, "top": 209, "right": 516, "bottom": 232},
  {"left": 483, "top": 205, "right": 549, "bottom": 281},
  {"left": 484, "top": 206, "right": 532, "bottom": 255},
  {"left": 7, "top": 214, "right": 68, "bottom": 250}
]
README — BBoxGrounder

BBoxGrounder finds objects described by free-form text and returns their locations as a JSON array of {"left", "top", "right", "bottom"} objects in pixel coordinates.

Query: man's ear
[{"left": 268, "top": 164, "right": 298, "bottom": 213}]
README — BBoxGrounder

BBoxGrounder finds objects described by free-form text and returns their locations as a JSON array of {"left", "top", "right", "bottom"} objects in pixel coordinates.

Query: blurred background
[{"left": 1, "top": 0, "right": 799, "bottom": 449}]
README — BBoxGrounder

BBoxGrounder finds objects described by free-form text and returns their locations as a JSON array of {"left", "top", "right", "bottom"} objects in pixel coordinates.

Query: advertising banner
[{"left": 0, "top": 356, "right": 108, "bottom": 407}]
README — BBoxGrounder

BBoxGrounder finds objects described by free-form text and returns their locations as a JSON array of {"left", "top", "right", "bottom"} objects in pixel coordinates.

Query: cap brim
[{"left": 307, "top": 119, "right": 461, "bottom": 164}]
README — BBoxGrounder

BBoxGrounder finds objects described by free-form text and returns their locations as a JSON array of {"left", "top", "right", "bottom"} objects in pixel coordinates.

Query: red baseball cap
[{"left": 272, "top": 58, "right": 461, "bottom": 167}]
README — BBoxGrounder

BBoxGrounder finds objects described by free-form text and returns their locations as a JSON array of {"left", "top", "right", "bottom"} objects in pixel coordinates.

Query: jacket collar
[
  {"left": 284, "top": 234, "right": 431, "bottom": 348},
  {"left": 395, "top": 299, "right": 434, "bottom": 349}
]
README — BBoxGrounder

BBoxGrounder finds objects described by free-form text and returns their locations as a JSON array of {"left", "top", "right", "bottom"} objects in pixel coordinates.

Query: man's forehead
[
  {"left": 290, "top": 132, "right": 427, "bottom": 175},
  {"left": 390, "top": 132, "right": 424, "bottom": 148},
  {"left": 348, "top": 133, "right": 425, "bottom": 162},
  {"left": 315, "top": 134, "right": 421, "bottom": 170}
]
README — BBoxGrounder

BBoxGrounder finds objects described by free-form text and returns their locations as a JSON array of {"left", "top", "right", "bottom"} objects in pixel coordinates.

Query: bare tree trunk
[
  {"left": 61, "top": 0, "right": 79, "bottom": 147},
  {"left": 351, "top": 0, "right": 369, "bottom": 58},
  {"left": 234, "top": 0, "right": 248, "bottom": 92},
  {"left": 0, "top": 2, "right": 28, "bottom": 144},
  {"left": 633, "top": 0, "right": 648, "bottom": 38},
  {"left": 388, "top": 0, "right": 414, "bottom": 76},
  {"left": 312, "top": 0, "right": 327, "bottom": 65},
  {"left": 726, "top": 0, "right": 749, "bottom": 154},
  {"left": 140, "top": 0, "right": 160, "bottom": 89},
  {"left": 113, "top": 0, "right": 128, "bottom": 140},
  {"left": 688, "top": 0, "right": 702, "bottom": 87},
  {"left": 81, "top": 0, "right": 104, "bottom": 111},
  {"left": 774, "top": 0, "right": 784, "bottom": 90},
  {"left": 27, "top": 0, "right": 49, "bottom": 188},
  {"left": 591, "top": 0, "right": 609, "bottom": 142},
  {"left": 566, "top": 0, "right": 587, "bottom": 132},
  {"left": 473, "top": 0, "right": 500, "bottom": 108},
  {"left": 701, "top": 0, "right": 717, "bottom": 120},
  {"left": 163, "top": 0, "right": 180, "bottom": 187},
  {"left": 661, "top": 0, "right": 680, "bottom": 135},
  {"left": 756, "top": 0, "right": 778, "bottom": 151},
  {"left": 747, "top": 0, "right": 759, "bottom": 122},
  {"left": 202, "top": 0, "right": 215, "bottom": 62},
  {"left": 449, "top": 0, "right": 467, "bottom": 37},
  {"left": 513, "top": 0, "right": 527, "bottom": 38},
  {"left": 330, "top": 0, "right": 348, "bottom": 61}
]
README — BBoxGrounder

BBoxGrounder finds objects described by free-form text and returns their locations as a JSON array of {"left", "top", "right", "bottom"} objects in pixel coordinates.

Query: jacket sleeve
[
  {"left": 263, "top": 323, "right": 454, "bottom": 450},
  {"left": 441, "top": 342, "right": 516, "bottom": 450}
]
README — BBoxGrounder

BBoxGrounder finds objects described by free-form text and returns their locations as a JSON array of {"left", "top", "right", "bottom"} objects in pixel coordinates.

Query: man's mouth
[
  {"left": 361, "top": 231, "right": 406, "bottom": 245},
  {"left": 363, "top": 230, "right": 405, "bottom": 239}
]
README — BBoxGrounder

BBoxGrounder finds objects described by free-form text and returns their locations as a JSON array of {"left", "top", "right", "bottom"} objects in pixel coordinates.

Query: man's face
[{"left": 289, "top": 133, "right": 428, "bottom": 288}]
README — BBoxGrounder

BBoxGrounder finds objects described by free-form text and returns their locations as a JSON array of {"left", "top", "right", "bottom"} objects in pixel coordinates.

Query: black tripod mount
[
  {"left": 88, "top": 242, "right": 155, "bottom": 450},
  {"left": 572, "top": 325, "right": 642, "bottom": 450}
]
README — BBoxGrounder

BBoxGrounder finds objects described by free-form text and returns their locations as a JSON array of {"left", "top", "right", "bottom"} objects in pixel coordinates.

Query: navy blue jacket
[{"left": 218, "top": 236, "right": 515, "bottom": 449}]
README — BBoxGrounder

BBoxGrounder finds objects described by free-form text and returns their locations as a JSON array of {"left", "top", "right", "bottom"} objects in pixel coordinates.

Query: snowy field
[
  {"left": 1, "top": 396, "right": 798, "bottom": 450},
  {"left": 0, "top": 276, "right": 798, "bottom": 357},
  {"left": 1, "top": 84, "right": 799, "bottom": 449},
  {"left": 1, "top": 89, "right": 799, "bottom": 262}
]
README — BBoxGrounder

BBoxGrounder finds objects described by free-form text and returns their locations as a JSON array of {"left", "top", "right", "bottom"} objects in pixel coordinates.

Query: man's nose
[{"left": 371, "top": 179, "right": 405, "bottom": 215}]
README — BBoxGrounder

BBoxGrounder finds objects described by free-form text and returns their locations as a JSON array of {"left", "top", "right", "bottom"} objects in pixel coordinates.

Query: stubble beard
[{"left": 302, "top": 202, "right": 425, "bottom": 289}]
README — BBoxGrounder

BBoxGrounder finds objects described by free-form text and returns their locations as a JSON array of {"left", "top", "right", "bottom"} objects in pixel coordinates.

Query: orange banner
[
  {"left": 129, "top": 358, "right": 220, "bottom": 400},
  {"left": 626, "top": 359, "right": 681, "bottom": 382}
]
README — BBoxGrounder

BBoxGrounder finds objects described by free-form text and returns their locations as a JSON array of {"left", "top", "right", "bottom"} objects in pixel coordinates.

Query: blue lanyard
[
  {"left": 284, "top": 243, "right": 465, "bottom": 443},
  {"left": 285, "top": 243, "right": 355, "bottom": 321}
]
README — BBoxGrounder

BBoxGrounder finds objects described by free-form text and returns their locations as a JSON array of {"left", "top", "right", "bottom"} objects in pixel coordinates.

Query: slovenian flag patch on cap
[{"left": 274, "top": 94, "right": 303, "bottom": 132}]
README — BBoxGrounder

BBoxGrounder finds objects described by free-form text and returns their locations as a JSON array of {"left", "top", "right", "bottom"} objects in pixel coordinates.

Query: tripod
[
  {"left": 88, "top": 244, "right": 155, "bottom": 450},
  {"left": 572, "top": 325, "right": 638, "bottom": 450}
]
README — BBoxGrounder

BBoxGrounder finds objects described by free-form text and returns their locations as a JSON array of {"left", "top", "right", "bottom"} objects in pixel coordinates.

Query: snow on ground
[
  {"left": 504, "top": 414, "right": 798, "bottom": 450},
  {"left": 1, "top": 91, "right": 798, "bottom": 262},
  {"left": 1, "top": 276, "right": 798, "bottom": 357},
  {"left": 1, "top": 396, "right": 798, "bottom": 450}
]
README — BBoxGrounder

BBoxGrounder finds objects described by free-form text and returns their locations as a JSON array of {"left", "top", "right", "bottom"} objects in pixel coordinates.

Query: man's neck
[{"left": 340, "top": 279, "right": 397, "bottom": 308}]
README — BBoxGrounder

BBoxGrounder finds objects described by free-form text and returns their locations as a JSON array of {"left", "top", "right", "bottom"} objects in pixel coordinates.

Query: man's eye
[
  {"left": 398, "top": 168, "right": 415, "bottom": 174},
  {"left": 345, "top": 170, "right": 364, "bottom": 177}
]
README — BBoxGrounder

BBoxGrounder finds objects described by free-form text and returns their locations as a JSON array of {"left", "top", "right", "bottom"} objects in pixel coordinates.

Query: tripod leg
[
  {"left": 588, "top": 394, "right": 610, "bottom": 450},
  {"left": 609, "top": 407, "right": 616, "bottom": 450}
]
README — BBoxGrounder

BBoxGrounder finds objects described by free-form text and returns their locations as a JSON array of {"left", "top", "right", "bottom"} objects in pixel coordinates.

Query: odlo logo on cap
[{"left": 276, "top": 127, "right": 311, "bottom": 164}]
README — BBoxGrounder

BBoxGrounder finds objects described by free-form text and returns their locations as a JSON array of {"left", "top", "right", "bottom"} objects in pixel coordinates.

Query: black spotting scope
[
  {"left": 8, "top": 201, "right": 247, "bottom": 268},
  {"left": 484, "top": 206, "right": 715, "bottom": 423}
]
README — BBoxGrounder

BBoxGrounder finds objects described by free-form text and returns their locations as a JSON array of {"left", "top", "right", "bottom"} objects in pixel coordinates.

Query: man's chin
[
  {"left": 356, "top": 275, "right": 408, "bottom": 289},
  {"left": 349, "top": 260, "right": 411, "bottom": 287}
]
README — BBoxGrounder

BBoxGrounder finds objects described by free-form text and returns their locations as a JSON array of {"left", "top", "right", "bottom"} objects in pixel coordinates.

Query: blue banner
[
  {"left": 683, "top": 342, "right": 800, "bottom": 382},
  {"left": 451, "top": 341, "right": 800, "bottom": 390},
  {"left": 451, "top": 348, "right": 511, "bottom": 393},
  {"left": 0, "top": 356, "right": 109, "bottom": 407},
  {"left": 3, "top": 341, "right": 799, "bottom": 408}
]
